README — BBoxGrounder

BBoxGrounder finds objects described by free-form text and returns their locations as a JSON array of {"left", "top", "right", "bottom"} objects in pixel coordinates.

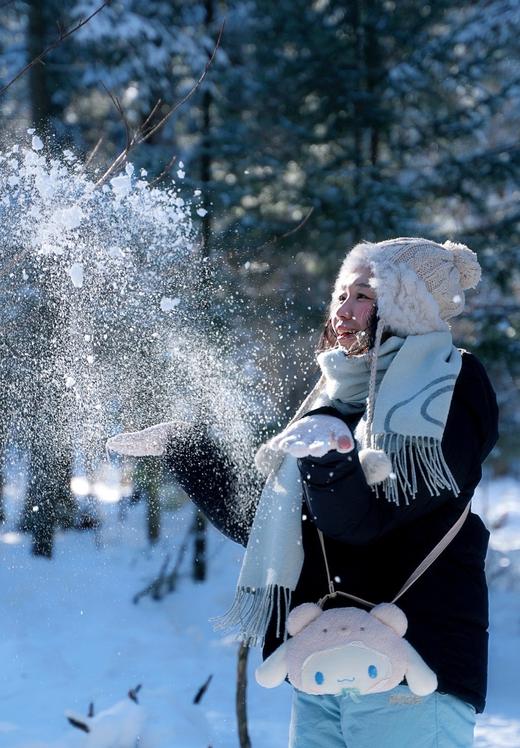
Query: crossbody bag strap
[
  {"left": 317, "top": 502, "right": 471, "bottom": 610},
  {"left": 391, "top": 502, "right": 470, "bottom": 604}
]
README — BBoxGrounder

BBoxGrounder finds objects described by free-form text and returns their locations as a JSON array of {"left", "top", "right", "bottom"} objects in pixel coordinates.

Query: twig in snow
[
  {"left": 128, "top": 683, "right": 142, "bottom": 703},
  {"left": 193, "top": 674, "right": 213, "bottom": 704},
  {"left": 67, "top": 715, "right": 90, "bottom": 733}
]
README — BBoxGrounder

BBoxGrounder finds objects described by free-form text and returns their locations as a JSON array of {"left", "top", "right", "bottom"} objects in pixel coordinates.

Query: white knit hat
[{"left": 334, "top": 237, "right": 481, "bottom": 337}]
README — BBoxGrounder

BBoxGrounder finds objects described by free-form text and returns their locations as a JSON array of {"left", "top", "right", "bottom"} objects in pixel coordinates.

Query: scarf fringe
[
  {"left": 212, "top": 584, "right": 292, "bottom": 648},
  {"left": 371, "top": 433, "right": 459, "bottom": 505}
]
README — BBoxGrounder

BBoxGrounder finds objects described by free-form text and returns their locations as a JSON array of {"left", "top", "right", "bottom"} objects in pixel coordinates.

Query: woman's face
[{"left": 331, "top": 268, "right": 376, "bottom": 350}]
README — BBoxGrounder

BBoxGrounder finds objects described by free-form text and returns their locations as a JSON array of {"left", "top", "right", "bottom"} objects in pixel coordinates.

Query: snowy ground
[{"left": 0, "top": 478, "right": 519, "bottom": 748}]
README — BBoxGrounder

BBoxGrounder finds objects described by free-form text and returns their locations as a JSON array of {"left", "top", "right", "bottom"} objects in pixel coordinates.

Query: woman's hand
[
  {"left": 105, "top": 422, "right": 174, "bottom": 456},
  {"left": 271, "top": 414, "right": 354, "bottom": 458}
]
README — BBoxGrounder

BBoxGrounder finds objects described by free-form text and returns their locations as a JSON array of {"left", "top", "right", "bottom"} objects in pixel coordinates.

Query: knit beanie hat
[{"left": 333, "top": 237, "right": 481, "bottom": 337}]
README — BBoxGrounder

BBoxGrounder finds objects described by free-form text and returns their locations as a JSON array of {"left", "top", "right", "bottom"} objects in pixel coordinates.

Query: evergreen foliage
[{"left": 0, "top": 0, "right": 518, "bottom": 512}]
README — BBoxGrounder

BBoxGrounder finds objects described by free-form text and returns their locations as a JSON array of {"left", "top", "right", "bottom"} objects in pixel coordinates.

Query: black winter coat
[{"left": 165, "top": 351, "right": 498, "bottom": 714}]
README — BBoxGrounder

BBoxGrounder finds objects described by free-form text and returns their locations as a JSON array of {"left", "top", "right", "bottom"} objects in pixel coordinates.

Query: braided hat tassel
[{"left": 358, "top": 317, "right": 393, "bottom": 485}]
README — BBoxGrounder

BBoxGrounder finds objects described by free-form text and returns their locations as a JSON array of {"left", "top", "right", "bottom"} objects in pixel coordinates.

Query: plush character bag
[{"left": 255, "top": 504, "right": 469, "bottom": 698}]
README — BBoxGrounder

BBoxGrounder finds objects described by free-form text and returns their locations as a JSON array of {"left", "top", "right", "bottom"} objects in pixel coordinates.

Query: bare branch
[
  {"left": 102, "top": 82, "right": 132, "bottom": 151},
  {"left": 94, "top": 20, "right": 226, "bottom": 189},
  {"left": 142, "top": 21, "right": 226, "bottom": 142},
  {"left": 148, "top": 154, "right": 177, "bottom": 188},
  {"left": 84, "top": 137, "right": 104, "bottom": 168},
  {"left": 140, "top": 98, "right": 163, "bottom": 134},
  {"left": 0, "top": 0, "right": 111, "bottom": 97},
  {"left": 251, "top": 206, "right": 315, "bottom": 253}
]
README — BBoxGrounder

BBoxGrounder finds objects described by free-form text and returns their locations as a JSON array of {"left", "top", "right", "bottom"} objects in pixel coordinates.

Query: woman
[{"left": 107, "top": 237, "right": 498, "bottom": 747}]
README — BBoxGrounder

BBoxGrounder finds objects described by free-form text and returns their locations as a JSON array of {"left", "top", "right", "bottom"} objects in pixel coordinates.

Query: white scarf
[{"left": 215, "top": 331, "right": 462, "bottom": 646}]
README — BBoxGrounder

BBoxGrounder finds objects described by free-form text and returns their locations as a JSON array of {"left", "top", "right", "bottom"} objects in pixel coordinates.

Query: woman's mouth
[{"left": 337, "top": 329, "right": 358, "bottom": 338}]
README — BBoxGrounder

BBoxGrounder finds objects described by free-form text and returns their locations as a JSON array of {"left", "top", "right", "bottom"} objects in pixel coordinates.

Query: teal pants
[{"left": 289, "top": 685, "right": 476, "bottom": 748}]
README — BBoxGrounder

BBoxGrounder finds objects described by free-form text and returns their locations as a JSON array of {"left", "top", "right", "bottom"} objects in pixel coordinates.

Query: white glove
[
  {"left": 271, "top": 414, "right": 354, "bottom": 458},
  {"left": 105, "top": 422, "right": 174, "bottom": 457}
]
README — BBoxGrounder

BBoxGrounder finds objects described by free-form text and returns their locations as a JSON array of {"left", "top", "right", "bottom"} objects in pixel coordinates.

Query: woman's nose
[{"left": 337, "top": 299, "right": 354, "bottom": 319}]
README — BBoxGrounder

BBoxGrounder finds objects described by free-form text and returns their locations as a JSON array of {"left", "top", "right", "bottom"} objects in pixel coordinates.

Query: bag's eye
[
  {"left": 314, "top": 671, "right": 324, "bottom": 685},
  {"left": 368, "top": 665, "right": 378, "bottom": 679}
]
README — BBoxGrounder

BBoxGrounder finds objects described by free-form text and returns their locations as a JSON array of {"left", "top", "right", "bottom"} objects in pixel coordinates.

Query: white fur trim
[
  {"left": 358, "top": 447, "right": 392, "bottom": 485},
  {"left": 370, "top": 262, "right": 447, "bottom": 336}
]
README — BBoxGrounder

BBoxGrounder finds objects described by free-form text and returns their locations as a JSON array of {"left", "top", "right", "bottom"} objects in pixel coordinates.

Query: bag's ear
[
  {"left": 403, "top": 642, "right": 438, "bottom": 696},
  {"left": 287, "top": 603, "right": 323, "bottom": 636},
  {"left": 370, "top": 603, "right": 407, "bottom": 637},
  {"left": 255, "top": 642, "right": 289, "bottom": 688}
]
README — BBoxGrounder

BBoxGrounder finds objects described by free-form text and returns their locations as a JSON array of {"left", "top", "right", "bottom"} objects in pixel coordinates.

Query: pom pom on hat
[
  {"left": 358, "top": 447, "right": 392, "bottom": 485},
  {"left": 442, "top": 240, "right": 481, "bottom": 290}
]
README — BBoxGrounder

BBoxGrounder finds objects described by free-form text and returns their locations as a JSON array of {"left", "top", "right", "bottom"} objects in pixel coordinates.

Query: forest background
[{"left": 0, "top": 0, "right": 519, "bottom": 560}]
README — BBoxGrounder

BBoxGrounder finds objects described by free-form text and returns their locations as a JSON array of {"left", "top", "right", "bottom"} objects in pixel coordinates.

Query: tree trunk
[
  {"left": 192, "top": 508, "right": 207, "bottom": 582},
  {"left": 351, "top": 0, "right": 364, "bottom": 205},
  {"left": 135, "top": 457, "right": 162, "bottom": 544},
  {"left": 22, "top": 446, "right": 56, "bottom": 558},
  {"left": 147, "top": 479, "right": 161, "bottom": 545},
  {"left": 364, "top": 0, "right": 382, "bottom": 167},
  {"left": 0, "top": 467, "right": 5, "bottom": 525},
  {"left": 27, "top": 0, "right": 52, "bottom": 129},
  {"left": 200, "top": 0, "right": 214, "bottom": 256},
  {"left": 54, "top": 451, "right": 77, "bottom": 530}
]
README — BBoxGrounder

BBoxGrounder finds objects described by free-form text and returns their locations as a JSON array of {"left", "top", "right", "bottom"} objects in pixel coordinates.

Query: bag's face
[{"left": 299, "top": 642, "right": 393, "bottom": 696}]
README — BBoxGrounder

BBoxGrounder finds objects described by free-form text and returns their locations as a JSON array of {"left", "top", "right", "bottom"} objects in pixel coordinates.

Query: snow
[
  {"left": 159, "top": 297, "right": 180, "bottom": 312},
  {"left": 0, "top": 503, "right": 289, "bottom": 747},
  {"left": 65, "top": 696, "right": 145, "bottom": 747},
  {"left": 109, "top": 175, "right": 132, "bottom": 200},
  {"left": 68, "top": 263, "right": 84, "bottom": 289},
  {"left": 31, "top": 135, "right": 44, "bottom": 152},
  {"left": 0, "top": 479, "right": 519, "bottom": 746},
  {"left": 55, "top": 207, "right": 84, "bottom": 232}
]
